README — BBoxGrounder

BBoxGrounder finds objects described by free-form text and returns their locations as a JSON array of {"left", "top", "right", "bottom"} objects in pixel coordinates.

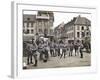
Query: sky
[{"left": 24, "top": 11, "right": 91, "bottom": 28}]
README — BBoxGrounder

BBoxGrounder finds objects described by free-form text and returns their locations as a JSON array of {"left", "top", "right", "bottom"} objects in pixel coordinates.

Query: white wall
[{"left": 0, "top": 0, "right": 100, "bottom": 80}]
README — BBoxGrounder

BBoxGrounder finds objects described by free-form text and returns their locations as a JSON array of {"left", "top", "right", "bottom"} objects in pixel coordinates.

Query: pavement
[{"left": 23, "top": 51, "right": 91, "bottom": 69}]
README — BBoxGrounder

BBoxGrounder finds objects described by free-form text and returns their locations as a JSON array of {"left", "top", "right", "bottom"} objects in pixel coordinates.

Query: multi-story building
[
  {"left": 23, "top": 11, "right": 54, "bottom": 41},
  {"left": 54, "top": 22, "right": 65, "bottom": 39},
  {"left": 64, "top": 15, "right": 91, "bottom": 43}
]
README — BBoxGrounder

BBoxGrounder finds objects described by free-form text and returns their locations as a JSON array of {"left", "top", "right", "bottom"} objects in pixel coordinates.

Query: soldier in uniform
[
  {"left": 58, "top": 42, "right": 60, "bottom": 56},
  {"left": 43, "top": 41, "right": 49, "bottom": 62},
  {"left": 54, "top": 41, "right": 58, "bottom": 57},
  {"left": 26, "top": 43, "right": 33, "bottom": 65},
  {"left": 79, "top": 43, "right": 84, "bottom": 58},
  {"left": 65, "top": 42, "right": 70, "bottom": 56},
  {"left": 69, "top": 42, "right": 74, "bottom": 56},
  {"left": 59, "top": 40, "right": 63, "bottom": 58},
  {"left": 32, "top": 39, "right": 38, "bottom": 66},
  {"left": 60, "top": 42, "right": 66, "bottom": 58},
  {"left": 26, "top": 40, "right": 37, "bottom": 66},
  {"left": 38, "top": 40, "right": 44, "bottom": 60},
  {"left": 74, "top": 42, "right": 79, "bottom": 56},
  {"left": 49, "top": 41, "right": 55, "bottom": 57}
]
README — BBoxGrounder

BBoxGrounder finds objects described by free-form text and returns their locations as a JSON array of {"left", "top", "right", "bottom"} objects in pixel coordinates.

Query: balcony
[{"left": 36, "top": 15, "right": 49, "bottom": 20}]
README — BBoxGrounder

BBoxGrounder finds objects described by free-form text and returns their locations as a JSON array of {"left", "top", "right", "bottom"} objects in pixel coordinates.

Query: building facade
[
  {"left": 54, "top": 22, "right": 65, "bottom": 39},
  {"left": 64, "top": 15, "right": 91, "bottom": 43},
  {"left": 23, "top": 11, "right": 54, "bottom": 41}
]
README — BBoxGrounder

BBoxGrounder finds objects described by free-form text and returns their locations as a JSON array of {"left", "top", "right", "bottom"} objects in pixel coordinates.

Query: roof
[
  {"left": 64, "top": 15, "right": 91, "bottom": 28},
  {"left": 38, "top": 11, "right": 54, "bottom": 16},
  {"left": 54, "top": 22, "right": 65, "bottom": 30},
  {"left": 75, "top": 15, "right": 91, "bottom": 26},
  {"left": 64, "top": 17, "right": 76, "bottom": 27}
]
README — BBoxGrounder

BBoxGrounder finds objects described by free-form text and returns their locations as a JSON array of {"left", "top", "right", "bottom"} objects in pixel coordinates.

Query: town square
[{"left": 23, "top": 11, "right": 91, "bottom": 69}]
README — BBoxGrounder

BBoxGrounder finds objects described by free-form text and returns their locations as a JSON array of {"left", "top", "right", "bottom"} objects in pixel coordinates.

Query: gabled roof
[
  {"left": 64, "top": 15, "right": 91, "bottom": 28},
  {"left": 64, "top": 17, "right": 76, "bottom": 27},
  {"left": 54, "top": 22, "right": 65, "bottom": 30},
  {"left": 74, "top": 15, "right": 91, "bottom": 26}
]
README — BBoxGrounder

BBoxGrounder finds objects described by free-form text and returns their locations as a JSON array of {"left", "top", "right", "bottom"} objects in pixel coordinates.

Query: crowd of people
[{"left": 23, "top": 37, "right": 84, "bottom": 67}]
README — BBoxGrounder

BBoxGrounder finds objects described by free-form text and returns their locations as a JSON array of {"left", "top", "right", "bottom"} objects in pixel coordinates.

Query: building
[
  {"left": 23, "top": 11, "right": 54, "bottom": 41},
  {"left": 54, "top": 22, "right": 65, "bottom": 39},
  {"left": 64, "top": 15, "right": 91, "bottom": 43}
]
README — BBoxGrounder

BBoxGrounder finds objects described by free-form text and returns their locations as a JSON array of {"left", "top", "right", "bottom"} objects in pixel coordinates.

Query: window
[
  {"left": 39, "top": 29, "right": 42, "bottom": 33},
  {"left": 31, "top": 29, "right": 34, "bottom": 34},
  {"left": 77, "top": 32, "right": 80, "bottom": 38},
  {"left": 81, "top": 26, "right": 84, "bottom": 30},
  {"left": 27, "top": 29, "right": 29, "bottom": 34},
  {"left": 87, "top": 32, "right": 89, "bottom": 36},
  {"left": 81, "top": 32, "right": 85, "bottom": 37}
]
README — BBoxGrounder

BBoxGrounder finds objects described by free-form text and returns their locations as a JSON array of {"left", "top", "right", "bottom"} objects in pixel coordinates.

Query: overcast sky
[{"left": 24, "top": 11, "right": 91, "bottom": 28}]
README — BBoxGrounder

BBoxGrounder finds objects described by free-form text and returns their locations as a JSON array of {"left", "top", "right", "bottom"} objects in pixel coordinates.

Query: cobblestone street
[{"left": 23, "top": 51, "right": 91, "bottom": 69}]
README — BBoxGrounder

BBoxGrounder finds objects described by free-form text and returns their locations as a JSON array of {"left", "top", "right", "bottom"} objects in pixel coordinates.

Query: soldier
[
  {"left": 26, "top": 41, "right": 37, "bottom": 66},
  {"left": 74, "top": 42, "right": 79, "bottom": 56},
  {"left": 54, "top": 41, "right": 58, "bottom": 57},
  {"left": 26, "top": 43, "right": 33, "bottom": 65},
  {"left": 38, "top": 40, "right": 44, "bottom": 60},
  {"left": 32, "top": 39, "right": 38, "bottom": 66},
  {"left": 79, "top": 43, "right": 84, "bottom": 58},
  {"left": 59, "top": 41, "right": 63, "bottom": 58},
  {"left": 69, "top": 42, "right": 74, "bottom": 56},
  {"left": 58, "top": 42, "right": 60, "bottom": 56},
  {"left": 43, "top": 41, "right": 49, "bottom": 62},
  {"left": 66, "top": 43, "right": 70, "bottom": 56},
  {"left": 60, "top": 42, "right": 66, "bottom": 58},
  {"left": 49, "top": 41, "right": 55, "bottom": 57}
]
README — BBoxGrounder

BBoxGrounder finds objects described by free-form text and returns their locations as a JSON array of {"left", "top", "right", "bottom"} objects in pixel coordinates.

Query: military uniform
[
  {"left": 43, "top": 42, "right": 49, "bottom": 62},
  {"left": 69, "top": 43, "right": 74, "bottom": 56},
  {"left": 26, "top": 43, "right": 37, "bottom": 66},
  {"left": 74, "top": 43, "right": 79, "bottom": 56},
  {"left": 38, "top": 43, "right": 44, "bottom": 60},
  {"left": 49, "top": 42, "right": 55, "bottom": 57},
  {"left": 60, "top": 43, "right": 66, "bottom": 58},
  {"left": 59, "top": 43, "right": 63, "bottom": 57},
  {"left": 79, "top": 43, "right": 84, "bottom": 58}
]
